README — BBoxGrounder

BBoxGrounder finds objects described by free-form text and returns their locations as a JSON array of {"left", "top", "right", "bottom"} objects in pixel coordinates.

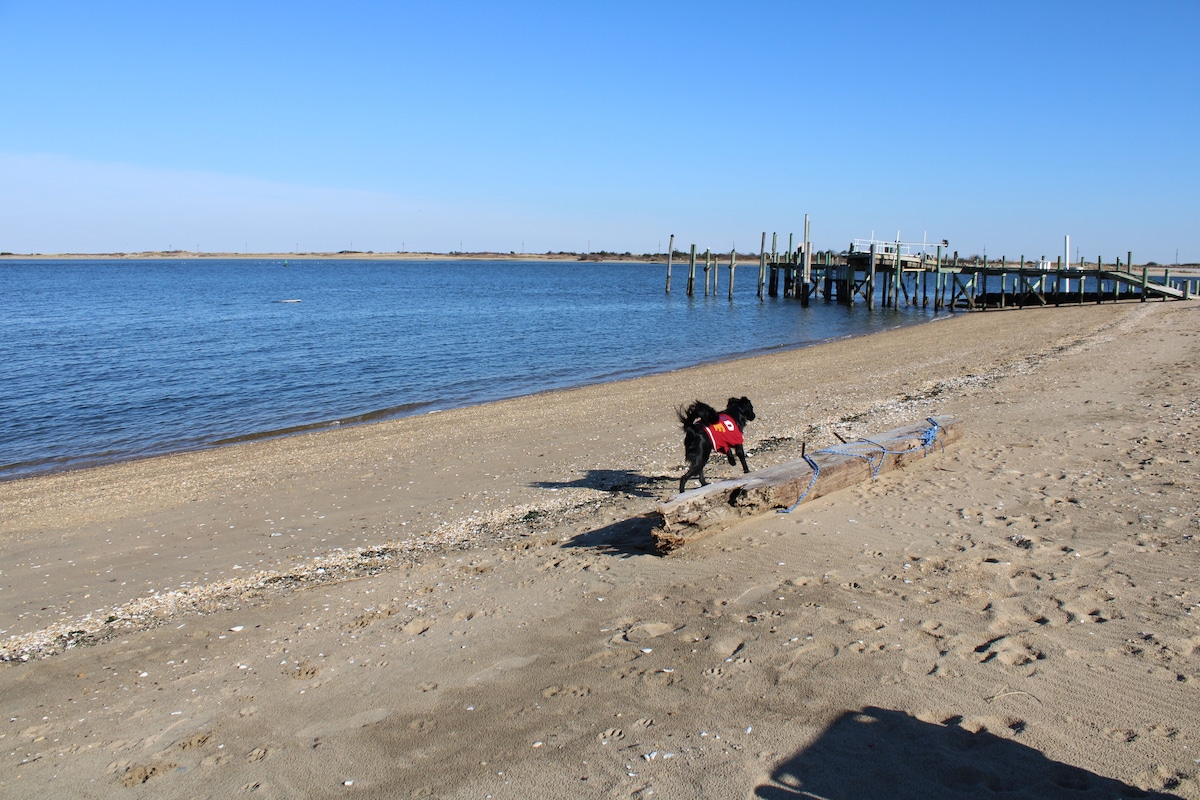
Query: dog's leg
[
  {"left": 733, "top": 444, "right": 751, "bottom": 473},
  {"left": 679, "top": 460, "right": 709, "bottom": 493}
]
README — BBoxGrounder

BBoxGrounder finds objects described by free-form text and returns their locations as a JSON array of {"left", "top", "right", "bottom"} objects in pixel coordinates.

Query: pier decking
[{"left": 666, "top": 232, "right": 1198, "bottom": 310}]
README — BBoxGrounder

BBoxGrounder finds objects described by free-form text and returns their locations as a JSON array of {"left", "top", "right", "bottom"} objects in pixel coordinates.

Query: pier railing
[{"left": 665, "top": 233, "right": 1198, "bottom": 310}]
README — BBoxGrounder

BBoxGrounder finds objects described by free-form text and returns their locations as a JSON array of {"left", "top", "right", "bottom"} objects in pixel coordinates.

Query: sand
[{"left": 1, "top": 300, "right": 1198, "bottom": 799}]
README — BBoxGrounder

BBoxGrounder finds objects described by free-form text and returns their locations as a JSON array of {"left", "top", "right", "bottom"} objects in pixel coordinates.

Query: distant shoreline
[
  {"left": 0, "top": 250, "right": 673, "bottom": 262},
  {"left": 3, "top": 251, "right": 1196, "bottom": 270}
]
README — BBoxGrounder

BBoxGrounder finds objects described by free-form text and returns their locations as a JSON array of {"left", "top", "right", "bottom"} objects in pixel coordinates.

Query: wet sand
[{"left": 1, "top": 301, "right": 1198, "bottom": 798}]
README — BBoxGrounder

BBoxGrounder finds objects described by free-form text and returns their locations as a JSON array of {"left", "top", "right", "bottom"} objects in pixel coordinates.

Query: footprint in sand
[
  {"left": 285, "top": 661, "right": 320, "bottom": 679},
  {"left": 1106, "top": 727, "right": 1138, "bottom": 743},
  {"left": 294, "top": 708, "right": 394, "bottom": 739},
  {"left": 624, "top": 622, "right": 678, "bottom": 642},
  {"left": 786, "top": 642, "right": 839, "bottom": 672},
  {"left": 116, "top": 762, "right": 176, "bottom": 787},
  {"left": 401, "top": 618, "right": 432, "bottom": 636},
  {"left": 599, "top": 727, "right": 624, "bottom": 743},
  {"left": 970, "top": 635, "right": 1045, "bottom": 669},
  {"left": 730, "top": 584, "right": 783, "bottom": 607},
  {"left": 468, "top": 655, "right": 539, "bottom": 684},
  {"left": 899, "top": 638, "right": 944, "bottom": 677},
  {"left": 179, "top": 732, "right": 212, "bottom": 750}
]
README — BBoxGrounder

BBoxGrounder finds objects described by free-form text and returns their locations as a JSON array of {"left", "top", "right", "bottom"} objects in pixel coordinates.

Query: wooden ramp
[
  {"left": 1100, "top": 269, "right": 1189, "bottom": 300},
  {"left": 655, "top": 415, "right": 963, "bottom": 552}
]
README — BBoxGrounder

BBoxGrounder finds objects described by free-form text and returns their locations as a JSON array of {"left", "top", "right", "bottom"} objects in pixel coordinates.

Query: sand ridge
[{"left": 1, "top": 301, "right": 1198, "bottom": 798}]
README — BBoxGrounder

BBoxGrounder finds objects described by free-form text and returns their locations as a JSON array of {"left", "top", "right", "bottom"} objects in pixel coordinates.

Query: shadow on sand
[
  {"left": 754, "top": 706, "right": 1177, "bottom": 799},
  {"left": 530, "top": 469, "right": 671, "bottom": 556},
  {"left": 559, "top": 513, "right": 663, "bottom": 556},
  {"left": 531, "top": 468, "right": 668, "bottom": 499}
]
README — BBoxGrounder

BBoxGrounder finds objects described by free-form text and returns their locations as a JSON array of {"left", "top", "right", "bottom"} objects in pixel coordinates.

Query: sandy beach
[{"left": 2, "top": 300, "right": 1198, "bottom": 798}]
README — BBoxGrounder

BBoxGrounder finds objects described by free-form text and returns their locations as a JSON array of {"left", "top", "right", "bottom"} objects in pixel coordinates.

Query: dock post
[
  {"left": 785, "top": 234, "right": 794, "bottom": 298},
  {"left": 768, "top": 234, "right": 779, "bottom": 298},
  {"left": 867, "top": 243, "right": 876, "bottom": 309},
  {"left": 1141, "top": 265, "right": 1148, "bottom": 302},
  {"left": 728, "top": 249, "right": 736, "bottom": 300},
  {"left": 1055, "top": 258, "right": 1063, "bottom": 307},
  {"left": 800, "top": 245, "right": 811, "bottom": 307},
  {"left": 933, "top": 245, "right": 942, "bottom": 310},
  {"left": 1096, "top": 256, "right": 1103, "bottom": 304},
  {"left": 757, "top": 233, "right": 765, "bottom": 299},
  {"left": 979, "top": 259, "right": 988, "bottom": 309},
  {"left": 703, "top": 249, "right": 711, "bottom": 297},
  {"left": 802, "top": 215, "right": 811, "bottom": 305},
  {"left": 665, "top": 234, "right": 674, "bottom": 293},
  {"left": 926, "top": 245, "right": 936, "bottom": 309},
  {"left": 1006, "top": 257, "right": 1017, "bottom": 309},
  {"left": 687, "top": 244, "right": 696, "bottom": 296}
]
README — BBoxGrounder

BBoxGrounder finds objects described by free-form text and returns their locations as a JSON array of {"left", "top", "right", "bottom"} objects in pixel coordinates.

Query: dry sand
[{"left": 1, "top": 301, "right": 1198, "bottom": 799}]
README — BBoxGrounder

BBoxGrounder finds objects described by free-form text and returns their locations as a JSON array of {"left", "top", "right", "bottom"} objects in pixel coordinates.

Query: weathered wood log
[{"left": 654, "top": 415, "right": 963, "bottom": 552}]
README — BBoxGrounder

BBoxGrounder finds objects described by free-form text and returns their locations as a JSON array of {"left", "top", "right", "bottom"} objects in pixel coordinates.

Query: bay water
[{"left": 0, "top": 258, "right": 937, "bottom": 480}]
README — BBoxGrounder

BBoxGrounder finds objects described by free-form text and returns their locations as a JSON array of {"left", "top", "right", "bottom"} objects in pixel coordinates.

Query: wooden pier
[{"left": 668, "top": 233, "right": 1198, "bottom": 310}]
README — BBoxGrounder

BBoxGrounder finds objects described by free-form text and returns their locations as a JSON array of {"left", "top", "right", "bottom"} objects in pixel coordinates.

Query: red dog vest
[{"left": 704, "top": 414, "right": 744, "bottom": 453}]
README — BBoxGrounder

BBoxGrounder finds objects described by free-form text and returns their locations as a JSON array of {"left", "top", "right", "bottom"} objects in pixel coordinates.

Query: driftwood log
[{"left": 655, "top": 415, "right": 963, "bottom": 552}]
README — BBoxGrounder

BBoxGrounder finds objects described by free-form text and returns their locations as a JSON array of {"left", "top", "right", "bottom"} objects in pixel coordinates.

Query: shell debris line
[{"left": 0, "top": 481, "right": 653, "bottom": 662}]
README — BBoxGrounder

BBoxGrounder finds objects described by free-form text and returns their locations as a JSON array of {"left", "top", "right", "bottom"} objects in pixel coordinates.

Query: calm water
[{"left": 0, "top": 258, "right": 937, "bottom": 480}]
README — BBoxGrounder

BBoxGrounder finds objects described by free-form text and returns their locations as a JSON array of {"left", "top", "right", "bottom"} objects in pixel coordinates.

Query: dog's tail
[{"left": 678, "top": 400, "right": 720, "bottom": 429}]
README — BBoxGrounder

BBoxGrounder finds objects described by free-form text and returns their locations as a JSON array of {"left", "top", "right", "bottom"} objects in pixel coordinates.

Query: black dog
[{"left": 677, "top": 397, "right": 755, "bottom": 493}]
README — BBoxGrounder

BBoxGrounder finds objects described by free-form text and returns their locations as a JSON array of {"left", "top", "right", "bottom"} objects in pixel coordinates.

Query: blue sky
[{"left": 1, "top": 1, "right": 1196, "bottom": 262}]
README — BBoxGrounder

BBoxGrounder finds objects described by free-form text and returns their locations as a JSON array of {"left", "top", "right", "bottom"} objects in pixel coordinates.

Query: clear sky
[{"left": 1, "top": 1, "right": 1196, "bottom": 262}]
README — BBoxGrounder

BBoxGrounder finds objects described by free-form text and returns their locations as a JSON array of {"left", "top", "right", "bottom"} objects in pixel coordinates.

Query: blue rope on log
[
  {"left": 777, "top": 418, "right": 942, "bottom": 514},
  {"left": 778, "top": 453, "right": 821, "bottom": 514}
]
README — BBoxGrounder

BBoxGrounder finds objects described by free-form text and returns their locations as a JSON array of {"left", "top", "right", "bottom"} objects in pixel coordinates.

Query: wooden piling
[
  {"left": 757, "top": 232, "right": 767, "bottom": 300},
  {"left": 802, "top": 215, "right": 811, "bottom": 306},
  {"left": 664, "top": 234, "right": 674, "bottom": 293},
  {"left": 687, "top": 244, "right": 696, "bottom": 296},
  {"left": 728, "top": 249, "right": 736, "bottom": 300},
  {"left": 934, "top": 246, "right": 943, "bottom": 311},
  {"left": 867, "top": 243, "right": 876, "bottom": 309}
]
